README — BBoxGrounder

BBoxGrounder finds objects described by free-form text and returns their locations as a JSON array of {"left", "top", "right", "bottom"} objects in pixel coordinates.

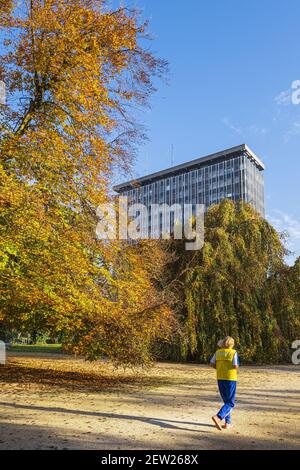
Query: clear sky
[{"left": 115, "top": 0, "right": 300, "bottom": 263}]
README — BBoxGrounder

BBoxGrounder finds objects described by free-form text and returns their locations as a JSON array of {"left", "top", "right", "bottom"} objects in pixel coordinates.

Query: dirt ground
[{"left": 0, "top": 353, "right": 299, "bottom": 450}]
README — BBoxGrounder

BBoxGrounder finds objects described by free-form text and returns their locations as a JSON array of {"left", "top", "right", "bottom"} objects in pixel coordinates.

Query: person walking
[{"left": 210, "top": 336, "right": 239, "bottom": 430}]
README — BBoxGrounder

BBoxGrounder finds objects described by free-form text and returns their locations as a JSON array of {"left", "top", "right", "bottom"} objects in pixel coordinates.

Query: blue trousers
[{"left": 217, "top": 380, "right": 237, "bottom": 424}]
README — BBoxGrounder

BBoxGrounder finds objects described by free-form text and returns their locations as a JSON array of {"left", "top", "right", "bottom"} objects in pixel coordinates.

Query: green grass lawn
[{"left": 10, "top": 343, "right": 62, "bottom": 354}]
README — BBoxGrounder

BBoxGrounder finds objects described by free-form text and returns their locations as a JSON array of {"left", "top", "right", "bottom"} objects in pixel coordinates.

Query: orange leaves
[
  {"left": 0, "top": 1, "right": 169, "bottom": 367},
  {"left": 0, "top": 0, "right": 14, "bottom": 27}
]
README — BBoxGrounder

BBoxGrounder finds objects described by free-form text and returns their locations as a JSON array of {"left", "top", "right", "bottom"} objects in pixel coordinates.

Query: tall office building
[{"left": 114, "top": 144, "right": 265, "bottom": 236}]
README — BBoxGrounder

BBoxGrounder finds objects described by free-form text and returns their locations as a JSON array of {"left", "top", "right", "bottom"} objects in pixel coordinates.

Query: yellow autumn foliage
[{"left": 0, "top": 0, "right": 172, "bottom": 366}]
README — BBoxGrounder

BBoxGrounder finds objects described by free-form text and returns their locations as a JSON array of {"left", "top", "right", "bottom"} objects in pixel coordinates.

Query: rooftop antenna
[{"left": 171, "top": 144, "right": 174, "bottom": 167}]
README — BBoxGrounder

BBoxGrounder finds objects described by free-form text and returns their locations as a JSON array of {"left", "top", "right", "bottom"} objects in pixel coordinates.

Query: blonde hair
[{"left": 218, "top": 336, "right": 235, "bottom": 349}]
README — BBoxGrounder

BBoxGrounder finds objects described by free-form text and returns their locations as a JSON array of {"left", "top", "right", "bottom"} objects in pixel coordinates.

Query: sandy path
[{"left": 0, "top": 353, "right": 299, "bottom": 450}]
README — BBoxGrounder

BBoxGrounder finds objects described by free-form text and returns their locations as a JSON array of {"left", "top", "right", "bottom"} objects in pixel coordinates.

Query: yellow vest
[{"left": 216, "top": 348, "right": 237, "bottom": 381}]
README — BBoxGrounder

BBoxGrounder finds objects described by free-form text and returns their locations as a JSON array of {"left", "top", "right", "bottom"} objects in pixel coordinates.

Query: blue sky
[
  {"left": 1, "top": 1, "right": 299, "bottom": 262},
  {"left": 115, "top": 0, "right": 300, "bottom": 263}
]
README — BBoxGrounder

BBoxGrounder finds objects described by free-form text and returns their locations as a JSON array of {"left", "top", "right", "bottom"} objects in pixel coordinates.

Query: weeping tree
[
  {"left": 160, "top": 199, "right": 299, "bottom": 364},
  {"left": 263, "top": 256, "right": 300, "bottom": 362}
]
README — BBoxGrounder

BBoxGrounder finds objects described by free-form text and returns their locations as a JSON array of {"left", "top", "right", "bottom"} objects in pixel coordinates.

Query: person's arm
[
  {"left": 232, "top": 352, "right": 239, "bottom": 369},
  {"left": 210, "top": 353, "right": 216, "bottom": 369}
]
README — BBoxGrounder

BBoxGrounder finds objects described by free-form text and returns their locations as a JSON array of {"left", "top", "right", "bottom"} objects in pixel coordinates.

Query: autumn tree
[
  {"left": 263, "top": 256, "right": 300, "bottom": 362},
  {"left": 0, "top": 0, "right": 172, "bottom": 365},
  {"left": 159, "top": 200, "right": 300, "bottom": 364}
]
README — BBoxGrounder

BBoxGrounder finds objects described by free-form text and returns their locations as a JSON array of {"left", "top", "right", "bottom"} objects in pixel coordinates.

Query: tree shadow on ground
[
  {"left": 0, "top": 401, "right": 215, "bottom": 433},
  {"left": 0, "top": 363, "right": 174, "bottom": 392},
  {"left": 0, "top": 421, "right": 153, "bottom": 450},
  {"left": 0, "top": 419, "right": 298, "bottom": 451}
]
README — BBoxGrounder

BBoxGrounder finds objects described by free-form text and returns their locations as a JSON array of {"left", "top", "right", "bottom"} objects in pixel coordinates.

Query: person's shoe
[
  {"left": 212, "top": 415, "right": 222, "bottom": 431},
  {"left": 222, "top": 423, "right": 233, "bottom": 430}
]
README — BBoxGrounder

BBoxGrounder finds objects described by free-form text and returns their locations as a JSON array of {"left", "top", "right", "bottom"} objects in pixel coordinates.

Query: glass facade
[{"left": 114, "top": 147, "right": 265, "bottom": 236}]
